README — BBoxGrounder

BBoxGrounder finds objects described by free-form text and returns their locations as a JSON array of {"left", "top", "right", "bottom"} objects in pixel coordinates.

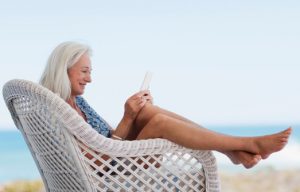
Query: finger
[
  {"left": 147, "top": 97, "right": 153, "bottom": 104},
  {"left": 128, "top": 92, "right": 142, "bottom": 100},
  {"left": 138, "top": 95, "right": 147, "bottom": 103},
  {"left": 135, "top": 90, "right": 149, "bottom": 96},
  {"left": 141, "top": 90, "right": 150, "bottom": 96},
  {"left": 134, "top": 93, "right": 145, "bottom": 100},
  {"left": 143, "top": 94, "right": 152, "bottom": 99},
  {"left": 138, "top": 98, "right": 144, "bottom": 104},
  {"left": 142, "top": 95, "right": 153, "bottom": 102},
  {"left": 130, "top": 90, "right": 151, "bottom": 101},
  {"left": 133, "top": 96, "right": 143, "bottom": 105},
  {"left": 148, "top": 97, "right": 153, "bottom": 103},
  {"left": 139, "top": 99, "right": 147, "bottom": 107}
]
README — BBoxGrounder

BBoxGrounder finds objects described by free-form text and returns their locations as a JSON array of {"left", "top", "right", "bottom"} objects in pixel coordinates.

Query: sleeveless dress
[{"left": 76, "top": 96, "right": 112, "bottom": 138}]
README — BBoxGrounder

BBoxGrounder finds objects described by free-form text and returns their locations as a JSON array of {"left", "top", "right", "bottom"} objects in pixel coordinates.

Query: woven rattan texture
[{"left": 3, "top": 79, "right": 220, "bottom": 192}]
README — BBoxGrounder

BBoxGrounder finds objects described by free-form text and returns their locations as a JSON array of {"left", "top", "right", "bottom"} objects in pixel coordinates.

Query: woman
[{"left": 40, "top": 41, "right": 292, "bottom": 169}]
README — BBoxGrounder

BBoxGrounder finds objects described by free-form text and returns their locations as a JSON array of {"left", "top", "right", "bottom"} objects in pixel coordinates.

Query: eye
[{"left": 82, "top": 70, "right": 91, "bottom": 74}]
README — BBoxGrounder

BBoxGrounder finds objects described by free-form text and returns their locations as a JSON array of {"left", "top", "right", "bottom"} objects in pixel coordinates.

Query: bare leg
[
  {"left": 134, "top": 103, "right": 292, "bottom": 161},
  {"left": 133, "top": 103, "right": 262, "bottom": 168},
  {"left": 126, "top": 104, "right": 196, "bottom": 140}
]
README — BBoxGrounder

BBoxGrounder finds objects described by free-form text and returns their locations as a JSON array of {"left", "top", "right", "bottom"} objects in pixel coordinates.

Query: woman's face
[{"left": 68, "top": 53, "right": 92, "bottom": 97}]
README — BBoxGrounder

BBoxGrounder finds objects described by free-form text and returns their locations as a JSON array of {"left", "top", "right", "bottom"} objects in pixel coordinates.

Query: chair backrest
[{"left": 3, "top": 79, "right": 95, "bottom": 192}]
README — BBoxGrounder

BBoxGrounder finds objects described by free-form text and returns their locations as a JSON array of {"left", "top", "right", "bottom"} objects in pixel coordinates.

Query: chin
[{"left": 74, "top": 91, "right": 84, "bottom": 96}]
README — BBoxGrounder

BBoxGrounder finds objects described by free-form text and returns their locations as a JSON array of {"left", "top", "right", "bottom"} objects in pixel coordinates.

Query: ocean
[{"left": 0, "top": 124, "right": 299, "bottom": 184}]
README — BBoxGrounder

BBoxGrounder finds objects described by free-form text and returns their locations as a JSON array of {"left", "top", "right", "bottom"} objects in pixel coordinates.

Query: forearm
[
  {"left": 112, "top": 116, "right": 134, "bottom": 139},
  {"left": 114, "top": 90, "right": 153, "bottom": 140}
]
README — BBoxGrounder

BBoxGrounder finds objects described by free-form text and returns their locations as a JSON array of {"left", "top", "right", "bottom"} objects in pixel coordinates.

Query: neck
[
  {"left": 67, "top": 96, "right": 77, "bottom": 109},
  {"left": 66, "top": 96, "right": 86, "bottom": 121}
]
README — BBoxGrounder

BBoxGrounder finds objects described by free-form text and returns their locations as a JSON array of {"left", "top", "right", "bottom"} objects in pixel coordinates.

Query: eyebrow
[{"left": 82, "top": 66, "right": 92, "bottom": 70}]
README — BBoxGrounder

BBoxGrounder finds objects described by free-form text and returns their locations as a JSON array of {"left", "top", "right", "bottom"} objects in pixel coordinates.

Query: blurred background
[{"left": 1, "top": 1, "right": 299, "bottom": 191}]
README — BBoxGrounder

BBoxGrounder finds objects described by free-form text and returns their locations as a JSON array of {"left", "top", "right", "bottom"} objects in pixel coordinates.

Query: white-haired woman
[{"left": 40, "top": 41, "right": 292, "bottom": 169}]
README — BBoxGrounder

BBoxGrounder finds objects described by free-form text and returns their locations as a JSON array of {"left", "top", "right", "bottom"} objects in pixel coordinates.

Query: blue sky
[{"left": 1, "top": 0, "right": 299, "bottom": 129}]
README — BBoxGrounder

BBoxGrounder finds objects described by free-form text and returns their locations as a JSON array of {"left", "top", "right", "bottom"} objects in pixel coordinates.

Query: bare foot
[
  {"left": 225, "top": 151, "right": 261, "bottom": 169},
  {"left": 253, "top": 127, "right": 292, "bottom": 159}
]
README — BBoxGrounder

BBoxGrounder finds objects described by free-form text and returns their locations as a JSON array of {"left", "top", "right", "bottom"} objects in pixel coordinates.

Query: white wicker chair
[{"left": 3, "top": 79, "right": 220, "bottom": 192}]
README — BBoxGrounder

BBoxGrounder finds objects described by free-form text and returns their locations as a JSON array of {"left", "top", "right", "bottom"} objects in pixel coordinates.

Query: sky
[{"left": 0, "top": 0, "right": 299, "bottom": 130}]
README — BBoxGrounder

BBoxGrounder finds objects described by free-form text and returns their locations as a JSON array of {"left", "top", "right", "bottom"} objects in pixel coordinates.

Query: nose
[{"left": 85, "top": 73, "right": 92, "bottom": 83}]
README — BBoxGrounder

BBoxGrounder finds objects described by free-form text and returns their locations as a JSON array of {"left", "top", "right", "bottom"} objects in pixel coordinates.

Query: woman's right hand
[{"left": 124, "top": 90, "right": 152, "bottom": 121}]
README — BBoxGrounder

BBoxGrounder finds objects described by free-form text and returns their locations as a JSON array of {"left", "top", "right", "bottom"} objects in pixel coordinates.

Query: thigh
[{"left": 135, "top": 103, "right": 196, "bottom": 130}]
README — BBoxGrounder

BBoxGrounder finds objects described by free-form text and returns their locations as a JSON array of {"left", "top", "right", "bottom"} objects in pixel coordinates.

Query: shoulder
[
  {"left": 76, "top": 96, "right": 85, "bottom": 103},
  {"left": 76, "top": 96, "right": 99, "bottom": 116},
  {"left": 75, "top": 96, "right": 90, "bottom": 108}
]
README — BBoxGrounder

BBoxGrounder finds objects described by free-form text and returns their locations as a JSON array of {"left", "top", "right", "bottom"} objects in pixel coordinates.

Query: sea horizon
[{"left": 0, "top": 124, "right": 299, "bottom": 185}]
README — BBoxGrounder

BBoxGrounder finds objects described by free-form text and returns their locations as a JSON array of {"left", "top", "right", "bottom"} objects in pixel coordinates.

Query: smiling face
[{"left": 67, "top": 53, "right": 92, "bottom": 97}]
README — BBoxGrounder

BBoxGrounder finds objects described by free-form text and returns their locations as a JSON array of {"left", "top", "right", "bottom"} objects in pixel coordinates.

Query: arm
[
  {"left": 112, "top": 90, "right": 153, "bottom": 140},
  {"left": 112, "top": 116, "right": 134, "bottom": 140}
]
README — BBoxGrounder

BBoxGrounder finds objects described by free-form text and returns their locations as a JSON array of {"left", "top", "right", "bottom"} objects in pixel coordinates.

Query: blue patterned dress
[{"left": 76, "top": 96, "right": 112, "bottom": 138}]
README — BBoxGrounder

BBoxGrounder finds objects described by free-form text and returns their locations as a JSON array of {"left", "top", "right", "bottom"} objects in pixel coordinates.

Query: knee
[
  {"left": 149, "top": 113, "right": 168, "bottom": 128},
  {"left": 135, "top": 103, "right": 156, "bottom": 126},
  {"left": 137, "top": 113, "right": 168, "bottom": 139}
]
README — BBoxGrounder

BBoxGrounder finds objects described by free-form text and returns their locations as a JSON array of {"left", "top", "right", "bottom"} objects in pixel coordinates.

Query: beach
[
  {"left": 220, "top": 168, "right": 300, "bottom": 192},
  {"left": 0, "top": 180, "right": 44, "bottom": 192},
  {"left": 215, "top": 139, "right": 300, "bottom": 192},
  {"left": 1, "top": 168, "right": 299, "bottom": 192}
]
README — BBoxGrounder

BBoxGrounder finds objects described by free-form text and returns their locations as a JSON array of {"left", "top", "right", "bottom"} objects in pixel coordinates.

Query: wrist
[
  {"left": 113, "top": 117, "right": 134, "bottom": 140},
  {"left": 122, "top": 114, "right": 135, "bottom": 124}
]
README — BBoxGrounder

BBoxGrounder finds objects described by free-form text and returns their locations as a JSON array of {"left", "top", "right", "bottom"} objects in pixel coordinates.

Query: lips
[{"left": 79, "top": 83, "right": 86, "bottom": 89}]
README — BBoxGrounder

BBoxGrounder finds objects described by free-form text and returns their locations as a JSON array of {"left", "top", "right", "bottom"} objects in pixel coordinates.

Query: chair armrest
[{"left": 65, "top": 114, "right": 220, "bottom": 191}]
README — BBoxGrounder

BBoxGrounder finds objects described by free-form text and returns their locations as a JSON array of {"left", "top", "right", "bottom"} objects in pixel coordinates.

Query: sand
[
  {"left": 0, "top": 180, "right": 44, "bottom": 192},
  {"left": 1, "top": 168, "right": 299, "bottom": 192},
  {"left": 219, "top": 168, "right": 300, "bottom": 192}
]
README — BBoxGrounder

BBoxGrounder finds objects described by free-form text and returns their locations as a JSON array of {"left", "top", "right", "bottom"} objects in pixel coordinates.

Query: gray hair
[{"left": 39, "top": 41, "right": 92, "bottom": 101}]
